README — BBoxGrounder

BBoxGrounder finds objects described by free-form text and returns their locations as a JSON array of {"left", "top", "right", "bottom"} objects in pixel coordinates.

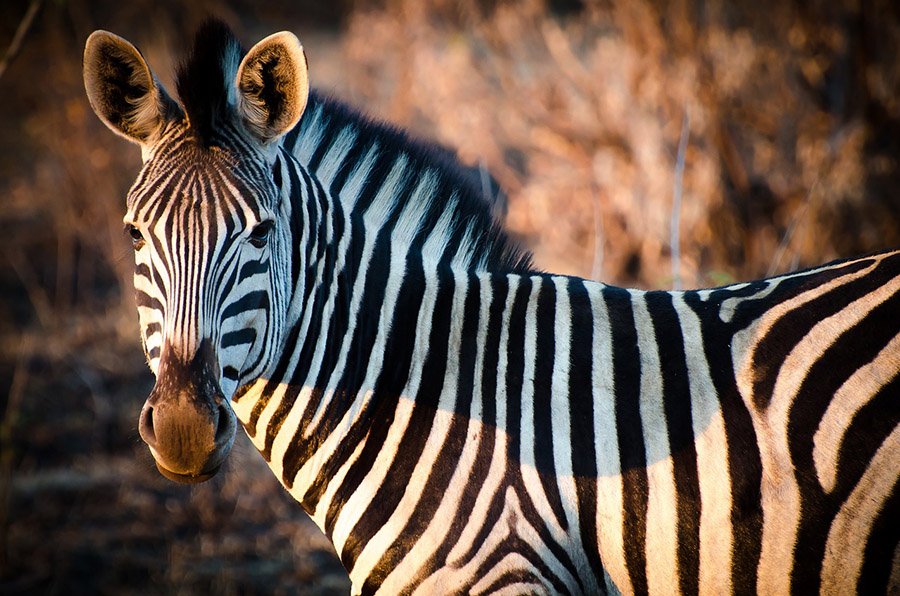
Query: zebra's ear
[
  {"left": 235, "top": 31, "right": 309, "bottom": 144},
  {"left": 83, "top": 31, "right": 178, "bottom": 147}
]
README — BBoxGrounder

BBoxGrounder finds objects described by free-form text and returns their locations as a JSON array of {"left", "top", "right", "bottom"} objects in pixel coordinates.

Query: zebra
[{"left": 82, "top": 20, "right": 899, "bottom": 595}]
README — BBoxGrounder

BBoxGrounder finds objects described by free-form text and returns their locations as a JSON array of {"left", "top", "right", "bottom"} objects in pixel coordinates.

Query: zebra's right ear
[{"left": 83, "top": 31, "right": 179, "bottom": 147}]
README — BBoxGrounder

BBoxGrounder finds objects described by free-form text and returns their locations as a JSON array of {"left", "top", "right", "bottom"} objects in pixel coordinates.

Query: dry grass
[{"left": 0, "top": 0, "right": 897, "bottom": 592}]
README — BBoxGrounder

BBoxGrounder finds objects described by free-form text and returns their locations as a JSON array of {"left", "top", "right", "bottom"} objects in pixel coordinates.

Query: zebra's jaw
[{"left": 138, "top": 339, "right": 237, "bottom": 483}]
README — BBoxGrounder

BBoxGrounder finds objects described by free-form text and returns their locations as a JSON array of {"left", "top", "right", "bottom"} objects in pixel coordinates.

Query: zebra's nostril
[
  {"left": 214, "top": 403, "right": 231, "bottom": 442},
  {"left": 139, "top": 405, "right": 157, "bottom": 445}
]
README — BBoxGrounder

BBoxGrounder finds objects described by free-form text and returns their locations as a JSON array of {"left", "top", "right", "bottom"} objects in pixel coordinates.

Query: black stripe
[
  {"left": 604, "top": 286, "right": 648, "bottom": 596},
  {"left": 290, "top": 169, "right": 415, "bottom": 499},
  {"left": 220, "top": 290, "right": 269, "bottom": 321},
  {"left": 144, "top": 321, "right": 161, "bottom": 338},
  {"left": 307, "top": 115, "right": 342, "bottom": 172},
  {"left": 467, "top": 532, "right": 570, "bottom": 594},
  {"left": 281, "top": 118, "right": 303, "bottom": 153},
  {"left": 532, "top": 279, "right": 569, "bottom": 530},
  {"left": 364, "top": 274, "right": 482, "bottom": 590},
  {"left": 271, "top": 156, "right": 282, "bottom": 189},
  {"left": 221, "top": 328, "right": 255, "bottom": 348},
  {"left": 350, "top": 149, "right": 404, "bottom": 215},
  {"left": 505, "top": 276, "right": 530, "bottom": 473},
  {"left": 858, "top": 446, "right": 899, "bottom": 596},
  {"left": 645, "top": 291, "right": 700, "bottom": 596},
  {"left": 287, "top": 159, "right": 311, "bottom": 291},
  {"left": 238, "top": 258, "right": 269, "bottom": 281},
  {"left": 683, "top": 290, "right": 762, "bottom": 595},
  {"left": 503, "top": 276, "right": 583, "bottom": 591},
  {"left": 212, "top": 243, "right": 240, "bottom": 306},
  {"left": 256, "top": 169, "right": 334, "bottom": 457},
  {"left": 567, "top": 279, "right": 606, "bottom": 592},
  {"left": 135, "top": 262, "right": 152, "bottom": 282},
  {"left": 326, "top": 133, "right": 372, "bottom": 200},
  {"left": 135, "top": 290, "right": 164, "bottom": 313}
]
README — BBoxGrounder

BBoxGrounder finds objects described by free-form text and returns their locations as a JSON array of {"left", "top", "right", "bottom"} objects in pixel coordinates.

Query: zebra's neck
[{"left": 232, "top": 91, "right": 530, "bottom": 505}]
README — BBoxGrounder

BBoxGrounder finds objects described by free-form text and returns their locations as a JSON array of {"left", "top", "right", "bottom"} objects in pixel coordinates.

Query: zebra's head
[{"left": 83, "top": 22, "right": 308, "bottom": 482}]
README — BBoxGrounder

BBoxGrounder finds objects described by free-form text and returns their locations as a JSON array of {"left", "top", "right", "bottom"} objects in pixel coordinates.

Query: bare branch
[
  {"left": 0, "top": 0, "right": 43, "bottom": 83},
  {"left": 767, "top": 177, "right": 818, "bottom": 276},
  {"left": 671, "top": 107, "right": 691, "bottom": 290}
]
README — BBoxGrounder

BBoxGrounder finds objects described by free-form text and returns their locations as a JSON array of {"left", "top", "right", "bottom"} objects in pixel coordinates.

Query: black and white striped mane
[{"left": 174, "top": 19, "right": 533, "bottom": 275}]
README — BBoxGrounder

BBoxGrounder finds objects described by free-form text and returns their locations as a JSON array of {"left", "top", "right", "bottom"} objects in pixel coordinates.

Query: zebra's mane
[
  {"left": 174, "top": 19, "right": 533, "bottom": 273},
  {"left": 290, "top": 91, "right": 535, "bottom": 274}
]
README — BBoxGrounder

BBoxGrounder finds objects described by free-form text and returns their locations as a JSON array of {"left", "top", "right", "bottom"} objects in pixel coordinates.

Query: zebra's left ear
[{"left": 235, "top": 32, "right": 309, "bottom": 144}]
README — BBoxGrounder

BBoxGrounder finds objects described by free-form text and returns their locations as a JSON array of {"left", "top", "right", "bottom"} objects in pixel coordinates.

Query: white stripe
[
  {"left": 466, "top": 488, "right": 556, "bottom": 595},
  {"left": 327, "top": 396, "right": 417, "bottom": 555},
  {"left": 550, "top": 275, "right": 597, "bottom": 591},
  {"left": 274, "top": 159, "right": 409, "bottom": 495},
  {"left": 331, "top": 248, "right": 434, "bottom": 558},
  {"left": 314, "top": 126, "right": 357, "bottom": 189},
  {"left": 337, "top": 142, "right": 380, "bottom": 210},
  {"left": 292, "top": 102, "right": 327, "bottom": 164},
  {"left": 304, "top": 398, "right": 370, "bottom": 526},
  {"left": 584, "top": 280, "right": 632, "bottom": 595},
  {"left": 672, "top": 293, "right": 732, "bottom": 594},
  {"left": 632, "top": 291, "right": 680, "bottom": 595}
]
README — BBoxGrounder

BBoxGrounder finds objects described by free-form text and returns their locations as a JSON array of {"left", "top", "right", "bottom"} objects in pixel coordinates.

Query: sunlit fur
[{"left": 88, "top": 21, "right": 900, "bottom": 596}]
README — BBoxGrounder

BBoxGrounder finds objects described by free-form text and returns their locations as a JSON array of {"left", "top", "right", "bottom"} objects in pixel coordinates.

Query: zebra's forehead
[{"left": 124, "top": 127, "right": 276, "bottom": 227}]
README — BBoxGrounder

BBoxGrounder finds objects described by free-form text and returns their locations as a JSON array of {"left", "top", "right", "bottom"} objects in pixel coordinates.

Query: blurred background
[{"left": 1, "top": 0, "right": 898, "bottom": 593}]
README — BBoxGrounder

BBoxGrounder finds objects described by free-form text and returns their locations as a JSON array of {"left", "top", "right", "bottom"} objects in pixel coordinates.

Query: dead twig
[
  {"left": 0, "top": 0, "right": 43, "bottom": 83},
  {"left": 0, "top": 335, "right": 31, "bottom": 574},
  {"left": 767, "top": 177, "right": 818, "bottom": 277},
  {"left": 671, "top": 108, "right": 691, "bottom": 290},
  {"left": 589, "top": 182, "right": 605, "bottom": 282}
]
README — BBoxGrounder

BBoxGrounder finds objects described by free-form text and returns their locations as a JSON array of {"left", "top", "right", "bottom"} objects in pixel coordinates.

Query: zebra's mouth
[{"left": 154, "top": 461, "right": 221, "bottom": 484}]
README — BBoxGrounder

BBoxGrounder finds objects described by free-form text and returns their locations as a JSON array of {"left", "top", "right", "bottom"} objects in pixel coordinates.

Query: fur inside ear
[
  {"left": 83, "top": 31, "right": 179, "bottom": 145},
  {"left": 236, "top": 31, "right": 309, "bottom": 144}
]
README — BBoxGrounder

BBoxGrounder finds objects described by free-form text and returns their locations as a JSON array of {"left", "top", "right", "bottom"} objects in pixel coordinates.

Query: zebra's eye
[
  {"left": 249, "top": 221, "right": 273, "bottom": 248},
  {"left": 127, "top": 224, "right": 145, "bottom": 248}
]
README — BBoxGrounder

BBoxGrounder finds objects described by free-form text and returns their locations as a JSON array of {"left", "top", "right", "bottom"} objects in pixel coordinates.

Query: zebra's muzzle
[
  {"left": 138, "top": 395, "right": 236, "bottom": 483},
  {"left": 138, "top": 340, "right": 237, "bottom": 483}
]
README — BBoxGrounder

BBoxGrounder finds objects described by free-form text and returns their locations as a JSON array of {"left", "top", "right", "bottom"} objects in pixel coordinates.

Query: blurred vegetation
[{"left": 0, "top": 0, "right": 898, "bottom": 593}]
